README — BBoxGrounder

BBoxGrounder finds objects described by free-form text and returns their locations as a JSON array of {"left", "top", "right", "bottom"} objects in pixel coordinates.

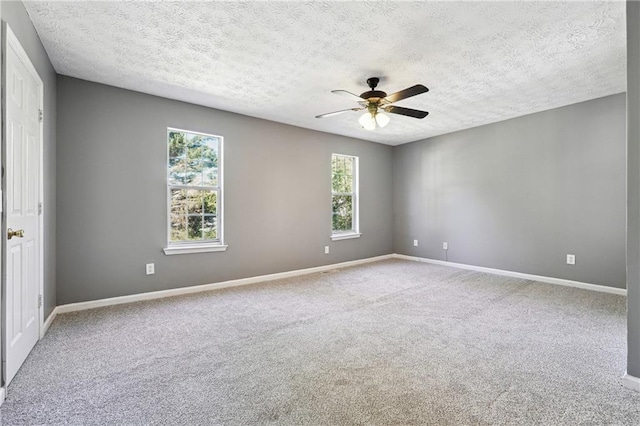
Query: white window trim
[
  {"left": 163, "top": 244, "right": 228, "bottom": 255},
  {"left": 331, "top": 232, "right": 362, "bottom": 241},
  {"left": 164, "top": 128, "right": 226, "bottom": 255},
  {"left": 331, "top": 153, "right": 360, "bottom": 240}
]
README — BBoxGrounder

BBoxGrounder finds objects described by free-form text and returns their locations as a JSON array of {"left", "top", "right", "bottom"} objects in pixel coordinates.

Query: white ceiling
[{"left": 24, "top": 1, "right": 626, "bottom": 145}]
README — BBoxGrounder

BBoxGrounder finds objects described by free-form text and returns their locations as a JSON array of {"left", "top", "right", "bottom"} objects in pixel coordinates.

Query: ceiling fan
[{"left": 315, "top": 77, "right": 429, "bottom": 130}]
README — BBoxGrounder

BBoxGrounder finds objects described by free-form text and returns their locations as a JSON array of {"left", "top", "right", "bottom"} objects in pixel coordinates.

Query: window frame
[
  {"left": 331, "top": 153, "right": 361, "bottom": 241},
  {"left": 163, "top": 127, "right": 227, "bottom": 255}
]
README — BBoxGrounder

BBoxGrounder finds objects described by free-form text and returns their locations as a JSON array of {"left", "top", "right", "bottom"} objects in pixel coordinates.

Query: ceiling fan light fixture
[
  {"left": 359, "top": 112, "right": 377, "bottom": 130},
  {"left": 376, "top": 112, "right": 390, "bottom": 128},
  {"left": 359, "top": 111, "right": 390, "bottom": 130}
]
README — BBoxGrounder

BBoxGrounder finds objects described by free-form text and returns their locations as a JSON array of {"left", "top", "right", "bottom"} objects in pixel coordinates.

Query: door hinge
[
  {"left": 38, "top": 295, "right": 43, "bottom": 308},
  {"left": 38, "top": 202, "right": 42, "bottom": 215},
  {"left": 38, "top": 109, "right": 43, "bottom": 123}
]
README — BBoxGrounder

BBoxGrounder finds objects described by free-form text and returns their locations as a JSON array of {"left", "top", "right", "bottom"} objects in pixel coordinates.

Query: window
[
  {"left": 164, "top": 128, "right": 227, "bottom": 255},
  {"left": 331, "top": 154, "right": 361, "bottom": 240}
]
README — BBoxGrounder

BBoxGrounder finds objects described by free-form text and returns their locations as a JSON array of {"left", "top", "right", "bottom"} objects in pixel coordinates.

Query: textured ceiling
[{"left": 24, "top": 1, "right": 626, "bottom": 145}]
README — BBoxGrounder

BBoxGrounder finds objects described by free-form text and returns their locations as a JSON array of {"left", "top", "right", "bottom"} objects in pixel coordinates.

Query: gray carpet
[{"left": 1, "top": 259, "right": 638, "bottom": 425}]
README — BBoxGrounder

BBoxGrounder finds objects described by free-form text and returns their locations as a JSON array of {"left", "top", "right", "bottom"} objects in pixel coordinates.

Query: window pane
[
  {"left": 203, "top": 167, "right": 218, "bottom": 187},
  {"left": 344, "top": 174, "right": 353, "bottom": 193},
  {"left": 171, "top": 219, "right": 187, "bottom": 242},
  {"left": 203, "top": 191, "right": 217, "bottom": 215},
  {"left": 188, "top": 215, "right": 203, "bottom": 240},
  {"left": 170, "top": 189, "right": 188, "bottom": 242},
  {"left": 334, "top": 169, "right": 352, "bottom": 193},
  {"left": 333, "top": 212, "right": 353, "bottom": 232},
  {"left": 331, "top": 156, "right": 339, "bottom": 191},
  {"left": 332, "top": 155, "right": 354, "bottom": 193},
  {"left": 168, "top": 131, "right": 186, "bottom": 158},
  {"left": 203, "top": 215, "right": 217, "bottom": 240},
  {"left": 169, "top": 157, "right": 185, "bottom": 185},
  {"left": 184, "top": 134, "right": 201, "bottom": 185},
  {"left": 332, "top": 194, "right": 353, "bottom": 231},
  {"left": 332, "top": 163, "right": 343, "bottom": 192},
  {"left": 202, "top": 137, "right": 219, "bottom": 186},
  {"left": 169, "top": 132, "right": 186, "bottom": 185},
  {"left": 186, "top": 189, "right": 204, "bottom": 214},
  {"left": 345, "top": 157, "right": 353, "bottom": 175},
  {"left": 185, "top": 158, "right": 203, "bottom": 185},
  {"left": 201, "top": 137, "right": 218, "bottom": 164}
]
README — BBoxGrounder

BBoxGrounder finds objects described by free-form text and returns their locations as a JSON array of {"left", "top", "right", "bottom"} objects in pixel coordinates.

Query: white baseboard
[
  {"left": 393, "top": 254, "right": 627, "bottom": 296},
  {"left": 41, "top": 308, "right": 58, "bottom": 338},
  {"left": 0, "top": 387, "right": 5, "bottom": 406},
  {"left": 48, "top": 252, "right": 626, "bottom": 317},
  {"left": 623, "top": 373, "right": 640, "bottom": 391},
  {"left": 56, "top": 254, "right": 395, "bottom": 314}
]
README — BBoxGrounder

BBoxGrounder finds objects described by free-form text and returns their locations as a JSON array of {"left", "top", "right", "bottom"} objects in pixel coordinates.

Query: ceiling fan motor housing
[
  {"left": 361, "top": 77, "right": 386, "bottom": 100},
  {"left": 360, "top": 90, "right": 387, "bottom": 101}
]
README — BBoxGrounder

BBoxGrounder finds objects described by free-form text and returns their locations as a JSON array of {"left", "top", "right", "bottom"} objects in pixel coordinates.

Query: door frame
[{"left": 1, "top": 23, "right": 45, "bottom": 388}]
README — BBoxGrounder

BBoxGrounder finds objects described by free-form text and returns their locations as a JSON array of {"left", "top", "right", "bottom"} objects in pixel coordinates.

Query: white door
[{"left": 3, "top": 28, "right": 42, "bottom": 386}]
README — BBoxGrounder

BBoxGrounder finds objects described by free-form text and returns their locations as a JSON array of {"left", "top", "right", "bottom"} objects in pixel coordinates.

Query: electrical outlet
[
  {"left": 146, "top": 263, "right": 155, "bottom": 275},
  {"left": 324, "top": 246, "right": 330, "bottom": 254},
  {"left": 566, "top": 254, "right": 575, "bottom": 265},
  {"left": 443, "top": 242, "right": 448, "bottom": 250},
  {"left": 413, "top": 239, "right": 418, "bottom": 247}
]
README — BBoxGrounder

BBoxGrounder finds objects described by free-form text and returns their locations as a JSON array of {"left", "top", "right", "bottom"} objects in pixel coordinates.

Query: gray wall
[
  {"left": 627, "top": 0, "right": 640, "bottom": 379},
  {"left": 1, "top": 1, "right": 57, "bottom": 318},
  {"left": 393, "top": 93, "right": 626, "bottom": 289},
  {"left": 56, "top": 76, "right": 393, "bottom": 304}
]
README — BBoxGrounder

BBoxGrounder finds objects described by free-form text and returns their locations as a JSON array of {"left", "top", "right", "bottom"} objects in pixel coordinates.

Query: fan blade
[
  {"left": 315, "top": 108, "right": 363, "bottom": 119},
  {"left": 331, "top": 90, "right": 366, "bottom": 100},
  {"left": 382, "top": 106, "right": 429, "bottom": 119},
  {"left": 384, "top": 84, "right": 429, "bottom": 103}
]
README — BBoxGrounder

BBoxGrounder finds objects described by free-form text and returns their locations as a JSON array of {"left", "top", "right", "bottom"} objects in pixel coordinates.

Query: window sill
[
  {"left": 163, "top": 244, "right": 228, "bottom": 255},
  {"left": 331, "top": 232, "right": 362, "bottom": 241}
]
